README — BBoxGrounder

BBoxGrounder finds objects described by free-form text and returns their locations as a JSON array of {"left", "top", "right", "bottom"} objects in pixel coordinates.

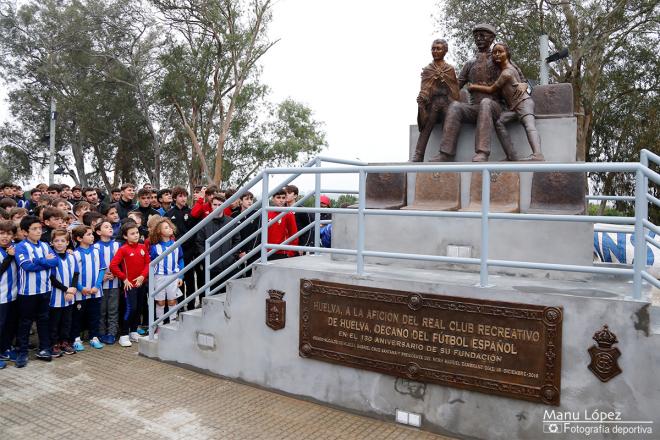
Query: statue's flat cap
[{"left": 473, "top": 23, "right": 496, "bottom": 35}]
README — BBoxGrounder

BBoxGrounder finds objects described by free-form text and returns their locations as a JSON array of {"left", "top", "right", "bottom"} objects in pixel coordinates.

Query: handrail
[
  {"left": 263, "top": 162, "right": 642, "bottom": 174},
  {"left": 149, "top": 157, "right": 321, "bottom": 301},
  {"left": 148, "top": 153, "right": 659, "bottom": 339},
  {"left": 149, "top": 154, "right": 352, "bottom": 337},
  {"left": 153, "top": 217, "right": 327, "bottom": 327},
  {"left": 642, "top": 148, "right": 660, "bottom": 166},
  {"left": 205, "top": 192, "right": 315, "bottom": 272},
  {"left": 585, "top": 195, "right": 635, "bottom": 202}
]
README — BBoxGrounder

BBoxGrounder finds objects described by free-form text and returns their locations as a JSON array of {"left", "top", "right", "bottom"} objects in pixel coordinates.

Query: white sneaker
[
  {"left": 129, "top": 332, "right": 140, "bottom": 342},
  {"left": 118, "top": 335, "right": 132, "bottom": 347}
]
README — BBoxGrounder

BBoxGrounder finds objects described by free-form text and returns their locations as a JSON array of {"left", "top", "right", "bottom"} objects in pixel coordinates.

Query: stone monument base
[{"left": 140, "top": 256, "right": 659, "bottom": 440}]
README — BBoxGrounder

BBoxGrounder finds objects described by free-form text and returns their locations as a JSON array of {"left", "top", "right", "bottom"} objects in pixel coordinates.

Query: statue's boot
[
  {"left": 520, "top": 153, "right": 545, "bottom": 161},
  {"left": 411, "top": 150, "right": 425, "bottom": 162},
  {"left": 472, "top": 152, "right": 489, "bottom": 162},
  {"left": 429, "top": 152, "right": 453, "bottom": 162}
]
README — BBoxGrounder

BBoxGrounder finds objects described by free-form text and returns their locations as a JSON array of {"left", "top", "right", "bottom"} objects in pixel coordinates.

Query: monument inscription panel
[{"left": 299, "top": 279, "right": 562, "bottom": 405}]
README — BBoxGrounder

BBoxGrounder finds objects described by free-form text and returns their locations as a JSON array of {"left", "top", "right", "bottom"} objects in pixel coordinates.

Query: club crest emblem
[
  {"left": 266, "top": 289, "right": 285, "bottom": 330},
  {"left": 140, "top": 249, "right": 145, "bottom": 256},
  {"left": 588, "top": 324, "right": 622, "bottom": 382}
]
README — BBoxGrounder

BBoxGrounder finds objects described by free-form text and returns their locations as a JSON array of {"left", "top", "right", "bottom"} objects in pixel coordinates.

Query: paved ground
[{"left": 0, "top": 343, "right": 452, "bottom": 440}]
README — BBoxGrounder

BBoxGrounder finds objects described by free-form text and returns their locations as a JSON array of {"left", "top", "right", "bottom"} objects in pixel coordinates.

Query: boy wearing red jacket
[
  {"left": 109, "top": 223, "right": 150, "bottom": 347},
  {"left": 190, "top": 185, "right": 218, "bottom": 219},
  {"left": 267, "top": 188, "right": 299, "bottom": 260}
]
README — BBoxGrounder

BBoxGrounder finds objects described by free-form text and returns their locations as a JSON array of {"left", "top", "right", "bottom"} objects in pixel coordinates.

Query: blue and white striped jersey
[
  {"left": 15, "top": 239, "right": 58, "bottom": 295},
  {"left": 73, "top": 246, "right": 105, "bottom": 300},
  {"left": 150, "top": 240, "right": 185, "bottom": 276},
  {"left": 50, "top": 253, "right": 77, "bottom": 308},
  {"left": 94, "top": 240, "right": 120, "bottom": 289},
  {"left": 0, "top": 247, "right": 18, "bottom": 304}
]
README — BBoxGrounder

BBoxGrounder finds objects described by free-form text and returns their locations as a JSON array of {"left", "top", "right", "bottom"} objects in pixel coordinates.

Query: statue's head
[
  {"left": 472, "top": 23, "right": 496, "bottom": 51},
  {"left": 431, "top": 39, "right": 448, "bottom": 61},
  {"left": 492, "top": 42, "right": 511, "bottom": 65}
]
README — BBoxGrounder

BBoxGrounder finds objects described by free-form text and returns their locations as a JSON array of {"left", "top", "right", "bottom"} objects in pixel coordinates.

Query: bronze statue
[
  {"left": 431, "top": 24, "right": 504, "bottom": 162},
  {"left": 411, "top": 39, "right": 460, "bottom": 162},
  {"left": 469, "top": 43, "right": 544, "bottom": 161}
]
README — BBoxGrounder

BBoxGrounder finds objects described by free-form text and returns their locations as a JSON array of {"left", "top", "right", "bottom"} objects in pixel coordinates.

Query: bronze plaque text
[{"left": 299, "top": 279, "right": 562, "bottom": 405}]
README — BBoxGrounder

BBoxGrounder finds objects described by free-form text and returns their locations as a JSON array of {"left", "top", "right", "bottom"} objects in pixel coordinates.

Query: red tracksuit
[
  {"left": 109, "top": 242, "right": 150, "bottom": 283},
  {"left": 191, "top": 198, "right": 212, "bottom": 219},
  {"left": 267, "top": 211, "right": 299, "bottom": 256}
]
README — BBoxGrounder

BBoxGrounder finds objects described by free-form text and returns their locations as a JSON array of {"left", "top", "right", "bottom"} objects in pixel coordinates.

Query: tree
[
  {"left": 588, "top": 30, "right": 658, "bottom": 219},
  {"left": 155, "top": 0, "right": 326, "bottom": 187},
  {"left": 0, "top": 0, "right": 157, "bottom": 189},
  {"left": 436, "top": 0, "right": 659, "bottom": 162},
  {"left": 153, "top": 0, "right": 278, "bottom": 184}
]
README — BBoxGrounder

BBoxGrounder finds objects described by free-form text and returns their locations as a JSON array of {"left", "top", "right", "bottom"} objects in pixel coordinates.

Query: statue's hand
[
  {"left": 416, "top": 93, "right": 428, "bottom": 105},
  {"left": 515, "top": 82, "right": 528, "bottom": 96}
]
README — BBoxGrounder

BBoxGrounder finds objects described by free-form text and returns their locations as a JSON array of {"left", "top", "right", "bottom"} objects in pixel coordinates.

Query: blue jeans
[{"left": 119, "top": 288, "right": 139, "bottom": 335}]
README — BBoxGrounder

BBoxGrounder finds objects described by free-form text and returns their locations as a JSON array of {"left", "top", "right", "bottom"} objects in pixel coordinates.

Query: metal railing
[
  {"left": 147, "top": 150, "right": 660, "bottom": 340},
  {"left": 147, "top": 155, "right": 366, "bottom": 339}
]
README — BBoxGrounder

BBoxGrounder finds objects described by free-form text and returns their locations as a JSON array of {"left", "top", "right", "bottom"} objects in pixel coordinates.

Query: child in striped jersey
[
  {"left": 70, "top": 226, "right": 105, "bottom": 351},
  {"left": 0, "top": 220, "right": 18, "bottom": 368},
  {"left": 94, "top": 220, "right": 120, "bottom": 345},
  {"left": 14, "top": 216, "right": 59, "bottom": 367},
  {"left": 149, "top": 218, "right": 184, "bottom": 323},
  {"left": 48, "top": 229, "right": 78, "bottom": 356}
]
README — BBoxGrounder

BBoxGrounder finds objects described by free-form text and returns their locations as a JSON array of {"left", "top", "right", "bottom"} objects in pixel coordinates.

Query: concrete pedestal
[{"left": 141, "top": 257, "right": 659, "bottom": 440}]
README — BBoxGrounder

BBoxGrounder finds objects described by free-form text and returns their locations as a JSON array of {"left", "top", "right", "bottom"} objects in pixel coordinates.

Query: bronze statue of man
[
  {"left": 411, "top": 39, "right": 460, "bottom": 162},
  {"left": 431, "top": 23, "right": 503, "bottom": 162}
]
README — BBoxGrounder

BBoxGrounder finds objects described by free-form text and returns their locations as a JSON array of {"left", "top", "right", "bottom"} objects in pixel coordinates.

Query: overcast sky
[
  {"left": 263, "top": 0, "right": 442, "bottom": 192},
  {"left": 0, "top": 0, "right": 446, "bottom": 193}
]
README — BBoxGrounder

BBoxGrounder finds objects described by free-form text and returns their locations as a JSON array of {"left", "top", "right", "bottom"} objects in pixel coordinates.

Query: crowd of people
[{"left": 0, "top": 180, "right": 331, "bottom": 369}]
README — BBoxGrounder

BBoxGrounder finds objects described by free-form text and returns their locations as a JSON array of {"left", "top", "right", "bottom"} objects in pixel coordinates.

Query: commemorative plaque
[{"left": 299, "top": 279, "right": 563, "bottom": 405}]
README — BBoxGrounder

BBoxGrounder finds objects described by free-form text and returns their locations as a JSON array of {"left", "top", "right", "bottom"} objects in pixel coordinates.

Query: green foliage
[
  {"left": 336, "top": 194, "right": 357, "bottom": 207},
  {"left": 587, "top": 203, "right": 626, "bottom": 217},
  {"left": 299, "top": 194, "right": 357, "bottom": 208}
]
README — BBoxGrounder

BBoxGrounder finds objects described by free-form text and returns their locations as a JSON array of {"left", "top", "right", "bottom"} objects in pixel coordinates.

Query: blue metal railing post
[
  {"left": 480, "top": 169, "right": 490, "bottom": 287},
  {"left": 204, "top": 240, "right": 211, "bottom": 300},
  {"left": 314, "top": 157, "right": 322, "bottom": 254},
  {"left": 356, "top": 169, "right": 367, "bottom": 275},
  {"left": 261, "top": 173, "right": 270, "bottom": 263},
  {"left": 632, "top": 155, "right": 649, "bottom": 300},
  {"left": 148, "top": 264, "right": 155, "bottom": 340}
]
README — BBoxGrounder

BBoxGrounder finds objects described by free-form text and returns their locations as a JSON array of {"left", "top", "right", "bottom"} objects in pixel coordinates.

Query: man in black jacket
[
  {"left": 129, "top": 188, "right": 160, "bottom": 239},
  {"left": 115, "top": 183, "right": 137, "bottom": 220},
  {"left": 195, "top": 195, "right": 240, "bottom": 299},
  {"left": 234, "top": 191, "right": 261, "bottom": 274},
  {"left": 285, "top": 185, "right": 312, "bottom": 252}
]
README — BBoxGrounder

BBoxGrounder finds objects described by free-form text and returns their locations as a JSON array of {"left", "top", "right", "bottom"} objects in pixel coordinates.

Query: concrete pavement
[{"left": 0, "top": 343, "right": 452, "bottom": 439}]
